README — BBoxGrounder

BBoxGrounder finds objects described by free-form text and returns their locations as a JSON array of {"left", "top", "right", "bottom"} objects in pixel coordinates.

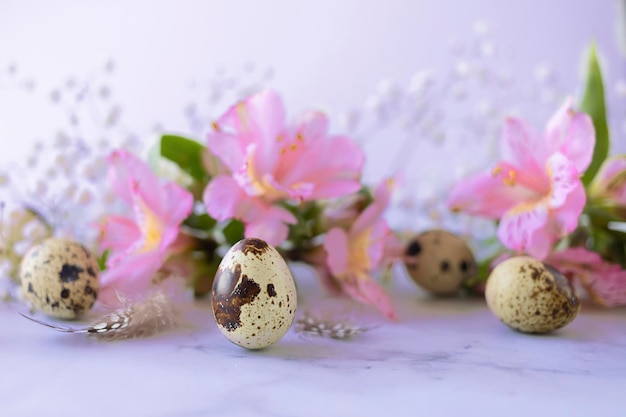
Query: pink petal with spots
[
  {"left": 497, "top": 202, "right": 551, "bottom": 258},
  {"left": 277, "top": 135, "right": 364, "bottom": 200},
  {"left": 545, "top": 153, "right": 582, "bottom": 208},
  {"left": 448, "top": 170, "right": 536, "bottom": 219}
]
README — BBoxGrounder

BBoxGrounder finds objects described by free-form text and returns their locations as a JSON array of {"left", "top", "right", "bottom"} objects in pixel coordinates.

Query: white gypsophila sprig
[{"left": 0, "top": 59, "right": 146, "bottom": 244}]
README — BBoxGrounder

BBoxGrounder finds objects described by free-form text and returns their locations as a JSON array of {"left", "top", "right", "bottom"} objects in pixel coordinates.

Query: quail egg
[
  {"left": 20, "top": 237, "right": 100, "bottom": 319},
  {"left": 404, "top": 229, "right": 476, "bottom": 295},
  {"left": 485, "top": 256, "right": 580, "bottom": 333},
  {"left": 211, "top": 238, "right": 297, "bottom": 349}
]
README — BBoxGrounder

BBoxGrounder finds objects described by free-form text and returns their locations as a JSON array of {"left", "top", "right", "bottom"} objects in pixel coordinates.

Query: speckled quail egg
[
  {"left": 404, "top": 229, "right": 476, "bottom": 295},
  {"left": 211, "top": 238, "right": 297, "bottom": 350},
  {"left": 20, "top": 237, "right": 100, "bottom": 319},
  {"left": 485, "top": 256, "right": 580, "bottom": 334}
]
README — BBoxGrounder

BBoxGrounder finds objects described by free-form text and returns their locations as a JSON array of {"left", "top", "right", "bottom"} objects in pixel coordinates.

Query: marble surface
[{"left": 2, "top": 273, "right": 625, "bottom": 417}]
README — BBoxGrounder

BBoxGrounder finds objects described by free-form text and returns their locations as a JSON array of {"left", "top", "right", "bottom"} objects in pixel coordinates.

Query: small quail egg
[
  {"left": 20, "top": 237, "right": 100, "bottom": 319},
  {"left": 485, "top": 256, "right": 580, "bottom": 333},
  {"left": 211, "top": 238, "right": 297, "bottom": 350},
  {"left": 404, "top": 229, "right": 476, "bottom": 295}
]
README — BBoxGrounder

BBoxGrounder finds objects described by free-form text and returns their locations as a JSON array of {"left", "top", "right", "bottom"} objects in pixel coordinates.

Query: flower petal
[
  {"left": 241, "top": 200, "right": 296, "bottom": 246},
  {"left": 352, "top": 179, "right": 393, "bottom": 234},
  {"left": 203, "top": 175, "right": 246, "bottom": 221},
  {"left": 497, "top": 202, "right": 551, "bottom": 259},
  {"left": 547, "top": 248, "right": 626, "bottom": 307},
  {"left": 292, "top": 110, "right": 329, "bottom": 141},
  {"left": 545, "top": 97, "right": 595, "bottom": 173},
  {"left": 545, "top": 152, "right": 583, "bottom": 208},
  {"left": 100, "top": 215, "right": 141, "bottom": 253},
  {"left": 500, "top": 118, "right": 544, "bottom": 170},
  {"left": 550, "top": 180, "right": 586, "bottom": 236},
  {"left": 323, "top": 227, "right": 349, "bottom": 276},
  {"left": 100, "top": 251, "right": 165, "bottom": 305},
  {"left": 448, "top": 169, "right": 536, "bottom": 219},
  {"left": 206, "top": 131, "right": 246, "bottom": 173},
  {"left": 158, "top": 182, "right": 194, "bottom": 227},
  {"left": 278, "top": 135, "right": 364, "bottom": 200},
  {"left": 341, "top": 273, "right": 397, "bottom": 320},
  {"left": 364, "top": 220, "right": 390, "bottom": 270},
  {"left": 217, "top": 89, "right": 285, "bottom": 144},
  {"left": 590, "top": 155, "right": 626, "bottom": 204},
  {"left": 108, "top": 149, "right": 161, "bottom": 208}
]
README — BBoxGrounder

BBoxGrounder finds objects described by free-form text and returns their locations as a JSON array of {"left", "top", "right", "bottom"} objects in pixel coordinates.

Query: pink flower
[
  {"left": 99, "top": 149, "right": 194, "bottom": 301},
  {"left": 546, "top": 248, "right": 626, "bottom": 307},
  {"left": 322, "top": 180, "right": 403, "bottom": 319},
  {"left": 589, "top": 155, "right": 626, "bottom": 206},
  {"left": 448, "top": 98, "right": 595, "bottom": 259},
  {"left": 203, "top": 90, "right": 364, "bottom": 245}
]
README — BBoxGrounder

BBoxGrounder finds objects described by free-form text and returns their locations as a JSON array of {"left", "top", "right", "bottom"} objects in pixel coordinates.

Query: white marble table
[{"left": 2, "top": 273, "right": 625, "bottom": 417}]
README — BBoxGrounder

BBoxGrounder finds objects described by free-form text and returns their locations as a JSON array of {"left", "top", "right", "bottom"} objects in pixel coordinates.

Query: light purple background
[{"left": 0, "top": 0, "right": 624, "bottom": 176}]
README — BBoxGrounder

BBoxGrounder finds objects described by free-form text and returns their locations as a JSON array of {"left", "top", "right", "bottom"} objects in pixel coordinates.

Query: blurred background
[{"left": 0, "top": 0, "right": 624, "bottom": 232}]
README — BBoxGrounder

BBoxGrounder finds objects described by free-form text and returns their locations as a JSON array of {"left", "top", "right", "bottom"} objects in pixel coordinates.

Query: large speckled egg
[
  {"left": 485, "top": 256, "right": 580, "bottom": 333},
  {"left": 404, "top": 229, "right": 476, "bottom": 295},
  {"left": 20, "top": 237, "right": 100, "bottom": 319},
  {"left": 211, "top": 238, "right": 297, "bottom": 350}
]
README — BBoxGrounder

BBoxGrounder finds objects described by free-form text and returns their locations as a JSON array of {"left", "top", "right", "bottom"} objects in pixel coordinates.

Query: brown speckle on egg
[
  {"left": 20, "top": 238, "right": 100, "bottom": 319},
  {"left": 231, "top": 237, "right": 270, "bottom": 257},
  {"left": 211, "top": 264, "right": 261, "bottom": 332},
  {"left": 485, "top": 256, "right": 580, "bottom": 334},
  {"left": 404, "top": 229, "right": 476, "bottom": 295}
]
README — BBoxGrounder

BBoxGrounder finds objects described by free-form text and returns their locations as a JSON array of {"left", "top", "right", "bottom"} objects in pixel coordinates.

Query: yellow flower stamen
[
  {"left": 347, "top": 230, "right": 372, "bottom": 272},
  {"left": 135, "top": 199, "right": 164, "bottom": 253},
  {"left": 502, "top": 170, "right": 516, "bottom": 187}
]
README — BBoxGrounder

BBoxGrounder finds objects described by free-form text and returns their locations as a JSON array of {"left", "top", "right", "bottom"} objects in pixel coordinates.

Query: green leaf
[
  {"left": 97, "top": 249, "right": 110, "bottom": 272},
  {"left": 160, "top": 134, "right": 209, "bottom": 182},
  {"left": 580, "top": 43, "right": 610, "bottom": 185},
  {"left": 183, "top": 213, "right": 217, "bottom": 231},
  {"left": 222, "top": 220, "right": 245, "bottom": 245}
]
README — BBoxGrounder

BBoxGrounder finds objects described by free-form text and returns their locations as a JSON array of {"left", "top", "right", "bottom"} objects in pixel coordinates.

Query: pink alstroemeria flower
[
  {"left": 448, "top": 98, "right": 595, "bottom": 259},
  {"left": 546, "top": 248, "right": 626, "bottom": 307},
  {"left": 589, "top": 155, "right": 626, "bottom": 206},
  {"left": 203, "top": 90, "right": 364, "bottom": 245},
  {"left": 323, "top": 180, "right": 403, "bottom": 319},
  {"left": 99, "top": 149, "right": 194, "bottom": 301}
]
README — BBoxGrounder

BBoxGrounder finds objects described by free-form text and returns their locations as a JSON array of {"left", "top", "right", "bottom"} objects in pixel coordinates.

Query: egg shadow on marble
[{"left": 247, "top": 333, "right": 371, "bottom": 360}]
